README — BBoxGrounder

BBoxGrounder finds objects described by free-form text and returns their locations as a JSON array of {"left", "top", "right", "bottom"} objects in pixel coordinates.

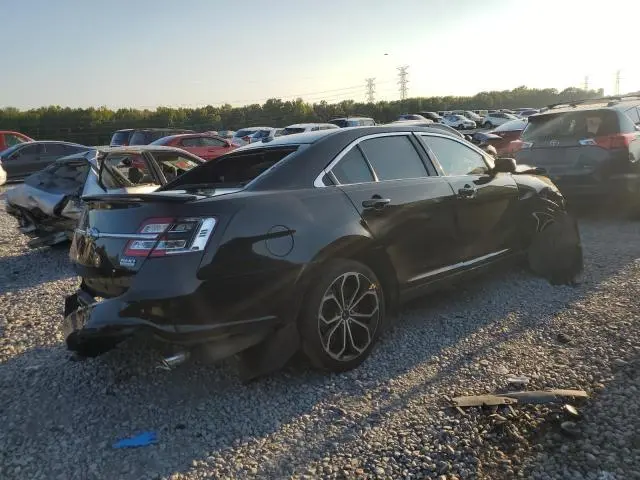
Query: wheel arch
[{"left": 294, "top": 235, "right": 400, "bottom": 322}]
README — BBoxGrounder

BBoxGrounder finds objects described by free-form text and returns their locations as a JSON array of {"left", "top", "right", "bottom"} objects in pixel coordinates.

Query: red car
[
  {"left": 0, "top": 131, "right": 33, "bottom": 151},
  {"left": 150, "top": 133, "right": 235, "bottom": 161},
  {"left": 480, "top": 119, "right": 527, "bottom": 155}
]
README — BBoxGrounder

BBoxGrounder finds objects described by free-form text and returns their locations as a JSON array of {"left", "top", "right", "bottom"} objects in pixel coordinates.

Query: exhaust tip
[{"left": 158, "top": 351, "right": 190, "bottom": 370}]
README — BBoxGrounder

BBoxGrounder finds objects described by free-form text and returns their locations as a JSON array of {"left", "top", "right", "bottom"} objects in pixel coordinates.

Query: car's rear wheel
[
  {"left": 299, "top": 260, "right": 384, "bottom": 372},
  {"left": 483, "top": 122, "right": 492, "bottom": 129}
]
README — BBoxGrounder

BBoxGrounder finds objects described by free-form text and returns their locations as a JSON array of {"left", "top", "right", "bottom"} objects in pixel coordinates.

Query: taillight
[
  {"left": 124, "top": 217, "right": 216, "bottom": 257},
  {"left": 580, "top": 133, "right": 636, "bottom": 150},
  {"left": 509, "top": 140, "right": 532, "bottom": 153}
]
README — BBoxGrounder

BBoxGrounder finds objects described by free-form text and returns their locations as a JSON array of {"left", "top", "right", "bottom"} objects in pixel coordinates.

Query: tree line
[{"left": 0, "top": 86, "right": 605, "bottom": 146}]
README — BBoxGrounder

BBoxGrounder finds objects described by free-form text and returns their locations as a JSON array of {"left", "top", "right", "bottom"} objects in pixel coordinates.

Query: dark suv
[
  {"left": 110, "top": 128, "right": 195, "bottom": 147},
  {"left": 513, "top": 95, "right": 640, "bottom": 204}
]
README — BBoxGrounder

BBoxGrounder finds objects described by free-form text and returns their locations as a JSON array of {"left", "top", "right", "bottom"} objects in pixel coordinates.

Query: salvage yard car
[
  {"left": 5, "top": 145, "right": 203, "bottom": 248},
  {"left": 512, "top": 95, "right": 640, "bottom": 206},
  {"left": 150, "top": 133, "right": 236, "bottom": 161},
  {"left": 0, "top": 140, "right": 90, "bottom": 181},
  {"left": 62, "top": 125, "right": 582, "bottom": 379}
]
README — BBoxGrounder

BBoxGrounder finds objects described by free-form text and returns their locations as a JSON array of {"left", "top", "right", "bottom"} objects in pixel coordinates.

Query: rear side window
[
  {"left": 129, "top": 132, "right": 149, "bottom": 145},
  {"left": 328, "top": 119, "right": 348, "bottom": 128},
  {"left": 422, "top": 135, "right": 489, "bottom": 176},
  {"left": 42, "top": 143, "right": 69, "bottom": 155},
  {"left": 25, "top": 161, "right": 90, "bottom": 193},
  {"left": 181, "top": 138, "right": 201, "bottom": 147},
  {"left": 624, "top": 107, "right": 640, "bottom": 124},
  {"left": 332, "top": 147, "right": 374, "bottom": 184},
  {"left": 201, "top": 137, "right": 226, "bottom": 147},
  {"left": 282, "top": 127, "right": 306, "bottom": 135},
  {"left": 522, "top": 110, "right": 620, "bottom": 141},
  {"left": 359, "top": 136, "right": 427, "bottom": 181}
]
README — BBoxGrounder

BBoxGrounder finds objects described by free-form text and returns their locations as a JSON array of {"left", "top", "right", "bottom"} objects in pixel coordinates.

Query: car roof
[
  {"left": 96, "top": 145, "right": 195, "bottom": 154},
  {"left": 157, "top": 133, "right": 222, "bottom": 140},
  {"left": 19, "top": 140, "right": 86, "bottom": 146},
  {"left": 285, "top": 123, "right": 337, "bottom": 128}
]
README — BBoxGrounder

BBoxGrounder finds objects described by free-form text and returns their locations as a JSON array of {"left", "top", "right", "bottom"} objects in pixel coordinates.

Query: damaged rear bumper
[{"left": 62, "top": 286, "right": 281, "bottom": 358}]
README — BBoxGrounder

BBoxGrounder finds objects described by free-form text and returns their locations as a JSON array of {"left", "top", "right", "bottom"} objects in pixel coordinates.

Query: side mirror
[{"left": 493, "top": 157, "right": 516, "bottom": 174}]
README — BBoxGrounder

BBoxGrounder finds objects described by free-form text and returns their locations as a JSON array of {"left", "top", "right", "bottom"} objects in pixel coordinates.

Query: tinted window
[
  {"left": 522, "top": 110, "right": 619, "bottom": 141},
  {"left": 17, "top": 144, "right": 38, "bottom": 157},
  {"left": 110, "top": 131, "right": 132, "bottom": 146},
  {"left": 328, "top": 119, "right": 348, "bottom": 128},
  {"left": 332, "top": 147, "right": 374, "bottom": 184},
  {"left": 282, "top": 127, "right": 306, "bottom": 135},
  {"left": 235, "top": 129, "right": 258, "bottom": 137},
  {"left": 625, "top": 107, "right": 640, "bottom": 124},
  {"left": 422, "top": 136, "right": 489, "bottom": 176},
  {"left": 359, "top": 136, "right": 427, "bottom": 181},
  {"left": 129, "top": 132, "right": 149, "bottom": 145}
]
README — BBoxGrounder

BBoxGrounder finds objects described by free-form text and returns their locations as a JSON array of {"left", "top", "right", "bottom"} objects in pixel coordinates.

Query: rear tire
[
  {"left": 298, "top": 259, "right": 385, "bottom": 372},
  {"left": 483, "top": 122, "right": 492, "bottom": 129}
]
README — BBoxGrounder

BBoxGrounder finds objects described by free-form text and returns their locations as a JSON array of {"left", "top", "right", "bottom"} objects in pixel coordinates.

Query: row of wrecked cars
[{"left": 5, "top": 145, "right": 204, "bottom": 248}]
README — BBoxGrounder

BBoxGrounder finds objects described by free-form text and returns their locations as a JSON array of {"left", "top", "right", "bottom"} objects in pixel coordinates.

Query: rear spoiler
[{"left": 82, "top": 193, "right": 203, "bottom": 203}]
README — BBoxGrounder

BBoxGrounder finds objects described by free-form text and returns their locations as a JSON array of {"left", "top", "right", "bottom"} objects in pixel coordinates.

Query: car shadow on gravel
[
  {"left": 0, "top": 246, "right": 74, "bottom": 295},
  {"left": 1, "top": 220, "right": 639, "bottom": 479}
]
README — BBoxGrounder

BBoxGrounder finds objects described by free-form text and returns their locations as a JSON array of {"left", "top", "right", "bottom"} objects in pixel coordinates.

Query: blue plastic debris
[{"left": 112, "top": 431, "right": 158, "bottom": 449}]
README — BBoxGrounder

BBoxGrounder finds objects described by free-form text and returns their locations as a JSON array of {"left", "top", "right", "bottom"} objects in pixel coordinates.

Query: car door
[
  {"left": 326, "top": 133, "right": 458, "bottom": 288},
  {"left": 4, "top": 144, "right": 40, "bottom": 179},
  {"left": 419, "top": 133, "right": 519, "bottom": 263}
]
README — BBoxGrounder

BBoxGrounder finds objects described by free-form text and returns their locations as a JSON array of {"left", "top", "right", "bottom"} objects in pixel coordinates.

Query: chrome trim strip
[
  {"left": 74, "top": 229, "right": 158, "bottom": 240},
  {"left": 408, "top": 248, "right": 510, "bottom": 283}
]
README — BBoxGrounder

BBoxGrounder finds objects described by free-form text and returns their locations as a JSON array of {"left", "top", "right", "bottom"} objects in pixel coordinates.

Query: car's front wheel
[{"left": 299, "top": 260, "right": 384, "bottom": 372}]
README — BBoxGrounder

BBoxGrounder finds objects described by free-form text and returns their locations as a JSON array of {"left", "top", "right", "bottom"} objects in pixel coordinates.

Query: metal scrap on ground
[{"left": 451, "top": 389, "right": 588, "bottom": 408}]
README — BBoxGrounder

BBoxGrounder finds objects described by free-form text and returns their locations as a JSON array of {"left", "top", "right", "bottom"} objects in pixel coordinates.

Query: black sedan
[
  {"left": 0, "top": 141, "right": 90, "bottom": 181},
  {"left": 63, "top": 126, "right": 582, "bottom": 377}
]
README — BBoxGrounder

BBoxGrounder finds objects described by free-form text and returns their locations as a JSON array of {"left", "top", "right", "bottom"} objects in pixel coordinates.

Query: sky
[{"left": 2, "top": 0, "right": 639, "bottom": 110}]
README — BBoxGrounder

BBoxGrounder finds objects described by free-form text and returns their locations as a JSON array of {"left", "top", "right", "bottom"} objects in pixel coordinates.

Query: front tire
[{"left": 299, "top": 260, "right": 385, "bottom": 372}]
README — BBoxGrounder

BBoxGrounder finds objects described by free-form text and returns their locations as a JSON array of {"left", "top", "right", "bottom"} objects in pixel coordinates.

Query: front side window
[
  {"left": 332, "top": 147, "right": 374, "bottom": 184},
  {"left": 129, "top": 132, "right": 149, "bottom": 145},
  {"left": 359, "top": 135, "right": 428, "bottom": 181},
  {"left": 422, "top": 135, "right": 489, "bottom": 176},
  {"left": 180, "top": 138, "right": 202, "bottom": 147}
]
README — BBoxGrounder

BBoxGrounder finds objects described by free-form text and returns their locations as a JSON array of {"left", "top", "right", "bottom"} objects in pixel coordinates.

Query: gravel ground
[{"left": 1, "top": 189, "right": 639, "bottom": 479}]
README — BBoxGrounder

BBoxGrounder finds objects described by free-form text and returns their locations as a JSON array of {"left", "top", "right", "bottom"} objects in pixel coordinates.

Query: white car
[
  {"left": 0, "top": 161, "right": 6, "bottom": 186},
  {"left": 231, "top": 127, "right": 277, "bottom": 146},
  {"left": 441, "top": 114, "right": 476, "bottom": 130},
  {"left": 280, "top": 123, "right": 339, "bottom": 135},
  {"left": 482, "top": 112, "right": 519, "bottom": 129}
]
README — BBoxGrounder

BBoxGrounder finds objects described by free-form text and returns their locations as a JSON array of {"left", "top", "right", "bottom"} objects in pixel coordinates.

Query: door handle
[
  {"left": 457, "top": 184, "right": 477, "bottom": 199},
  {"left": 362, "top": 196, "right": 391, "bottom": 209}
]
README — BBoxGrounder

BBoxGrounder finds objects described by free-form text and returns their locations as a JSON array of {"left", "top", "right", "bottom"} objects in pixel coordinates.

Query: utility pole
[
  {"left": 397, "top": 65, "right": 409, "bottom": 101},
  {"left": 615, "top": 70, "right": 621, "bottom": 96},
  {"left": 365, "top": 78, "right": 376, "bottom": 103},
  {"left": 583, "top": 75, "right": 589, "bottom": 91}
]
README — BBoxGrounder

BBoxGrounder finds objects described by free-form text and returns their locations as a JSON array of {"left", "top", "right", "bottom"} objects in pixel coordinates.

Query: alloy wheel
[{"left": 317, "top": 272, "right": 380, "bottom": 362}]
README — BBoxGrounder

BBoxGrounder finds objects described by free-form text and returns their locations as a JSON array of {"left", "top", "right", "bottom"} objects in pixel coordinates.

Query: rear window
[
  {"left": 235, "top": 129, "right": 258, "bottom": 137},
  {"left": 110, "top": 131, "right": 132, "bottom": 146},
  {"left": 25, "top": 160, "right": 90, "bottom": 194},
  {"left": 162, "top": 147, "right": 298, "bottom": 190},
  {"left": 522, "top": 110, "right": 620, "bottom": 141},
  {"left": 328, "top": 119, "right": 348, "bottom": 128},
  {"left": 282, "top": 127, "right": 306, "bottom": 135}
]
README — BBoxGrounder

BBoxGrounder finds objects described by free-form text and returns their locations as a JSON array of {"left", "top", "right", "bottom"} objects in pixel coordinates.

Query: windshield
[
  {"left": 110, "top": 131, "right": 132, "bottom": 146},
  {"left": 0, "top": 144, "right": 23, "bottom": 157},
  {"left": 522, "top": 110, "right": 619, "bottom": 142},
  {"left": 282, "top": 127, "right": 306, "bottom": 135}
]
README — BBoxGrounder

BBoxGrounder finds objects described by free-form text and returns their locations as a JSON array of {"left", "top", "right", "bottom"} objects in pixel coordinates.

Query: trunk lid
[{"left": 70, "top": 191, "right": 233, "bottom": 294}]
